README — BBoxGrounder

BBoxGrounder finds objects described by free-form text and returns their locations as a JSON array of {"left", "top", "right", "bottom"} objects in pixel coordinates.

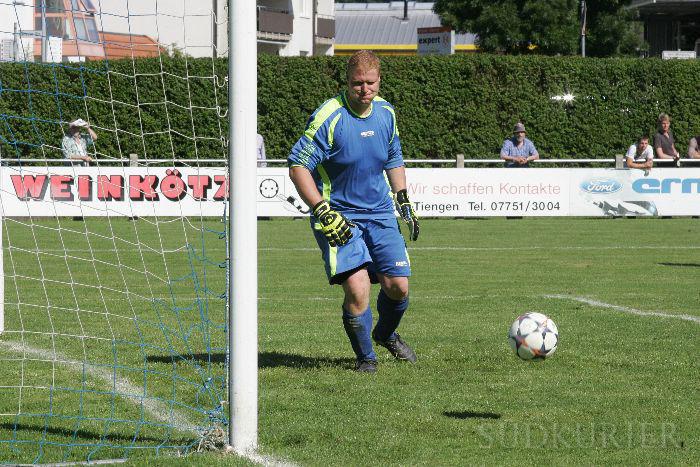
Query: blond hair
[
  {"left": 346, "top": 50, "right": 381, "bottom": 79},
  {"left": 657, "top": 113, "right": 671, "bottom": 124}
]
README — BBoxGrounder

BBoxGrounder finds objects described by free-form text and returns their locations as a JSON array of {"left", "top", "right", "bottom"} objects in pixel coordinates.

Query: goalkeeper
[{"left": 288, "top": 50, "right": 419, "bottom": 373}]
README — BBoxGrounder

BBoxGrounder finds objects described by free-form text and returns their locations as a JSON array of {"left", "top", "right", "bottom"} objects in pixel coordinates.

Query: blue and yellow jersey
[{"left": 288, "top": 91, "right": 404, "bottom": 219}]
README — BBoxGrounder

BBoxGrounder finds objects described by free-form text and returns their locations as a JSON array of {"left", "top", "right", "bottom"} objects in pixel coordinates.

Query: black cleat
[
  {"left": 372, "top": 332, "right": 417, "bottom": 363},
  {"left": 355, "top": 359, "right": 377, "bottom": 373}
]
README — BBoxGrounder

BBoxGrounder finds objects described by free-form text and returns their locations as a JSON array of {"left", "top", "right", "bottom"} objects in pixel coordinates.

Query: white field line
[
  {"left": 0, "top": 340, "right": 298, "bottom": 467},
  {"left": 0, "top": 340, "right": 200, "bottom": 434},
  {"left": 545, "top": 294, "right": 700, "bottom": 324},
  {"left": 31, "top": 459, "right": 127, "bottom": 466}
]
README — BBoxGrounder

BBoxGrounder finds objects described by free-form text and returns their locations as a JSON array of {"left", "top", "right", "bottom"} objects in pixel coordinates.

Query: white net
[{"left": 0, "top": 0, "right": 231, "bottom": 463}]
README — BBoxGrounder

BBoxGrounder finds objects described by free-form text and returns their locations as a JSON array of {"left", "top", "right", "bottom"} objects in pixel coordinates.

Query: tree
[{"left": 434, "top": 0, "right": 645, "bottom": 56}]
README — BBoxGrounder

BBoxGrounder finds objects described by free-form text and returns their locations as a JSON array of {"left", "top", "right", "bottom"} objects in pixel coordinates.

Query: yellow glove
[
  {"left": 395, "top": 189, "right": 419, "bottom": 241},
  {"left": 313, "top": 200, "right": 354, "bottom": 247}
]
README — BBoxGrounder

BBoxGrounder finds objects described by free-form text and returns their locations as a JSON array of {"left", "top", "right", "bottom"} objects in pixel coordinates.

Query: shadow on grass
[
  {"left": 259, "top": 352, "right": 354, "bottom": 369},
  {"left": 0, "top": 423, "right": 194, "bottom": 445},
  {"left": 442, "top": 411, "right": 501, "bottom": 420},
  {"left": 658, "top": 262, "right": 700, "bottom": 268},
  {"left": 146, "top": 351, "right": 354, "bottom": 369},
  {"left": 146, "top": 353, "right": 227, "bottom": 364}
]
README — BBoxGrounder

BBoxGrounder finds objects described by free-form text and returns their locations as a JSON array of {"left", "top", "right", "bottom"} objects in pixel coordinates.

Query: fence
[
  {"left": 3, "top": 155, "right": 700, "bottom": 167},
  {"left": 3, "top": 165, "right": 700, "bottom": 218}
]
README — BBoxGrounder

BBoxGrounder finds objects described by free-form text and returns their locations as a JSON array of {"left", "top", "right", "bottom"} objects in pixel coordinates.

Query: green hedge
[{"left": 1, "top": 54, "right": 699, "bottom": 162}]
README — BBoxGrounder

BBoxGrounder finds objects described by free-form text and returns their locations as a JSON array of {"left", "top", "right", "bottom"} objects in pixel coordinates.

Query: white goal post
[{"left": 228, "top": 0, "right": 259, "bottom": 455}]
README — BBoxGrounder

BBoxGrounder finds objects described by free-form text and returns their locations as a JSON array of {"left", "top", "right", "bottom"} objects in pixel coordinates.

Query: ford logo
[{"left": 579, "top": 178, "right": 623, "bottom": 194}]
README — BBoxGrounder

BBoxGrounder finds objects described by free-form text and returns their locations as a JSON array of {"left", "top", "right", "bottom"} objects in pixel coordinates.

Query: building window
[
  {"left": 65, "top": 18, "right": 74, "bottom": 39},
  {"left": 299, "top": 0, "right": 309, "bottom": 18},
  {"left": 71, "top": 16, "right": 98, "bottom": 42},
  {"left": 45, "top": 0, "right": 64, "bottom": 13},
  {"left": 35, "top": 0, "right": 62, "bottom": 13},
  {"left": 85, "top": 17, "right": 98, "bottom": 41},
  {"left": 73, "top": 17, "right": 88, "bottom": 40},
  {"left": 71, "top": 0, "right": 95, "bottom": 12},
  {"left": 35, "top": 16, "right": 65, "bottom": 38}
]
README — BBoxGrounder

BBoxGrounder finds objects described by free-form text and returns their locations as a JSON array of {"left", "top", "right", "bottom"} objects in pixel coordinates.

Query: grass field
[{"left": 1, "top": 217, "right": 699, "bottom": 465}]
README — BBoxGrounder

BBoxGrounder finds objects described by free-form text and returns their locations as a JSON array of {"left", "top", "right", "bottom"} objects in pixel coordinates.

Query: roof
[
  {"left": 335, "top": 2, "right": 476, "bottom": 49},
  {"left": 100, "top": 32, "right": 163, "bottom": 60}
]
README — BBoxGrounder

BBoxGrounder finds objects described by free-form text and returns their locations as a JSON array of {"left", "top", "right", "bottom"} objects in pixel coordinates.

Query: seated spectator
[
  {"left": 500, "top": 122, "right": 539, "bottom": 167},
  {"left": 653, "top": 113, "right": 680, "bottom": 165},
  {"left": 625, "top": 135, "right": 653, "bottom": 175},
  {"left": 62, "top": 118, "right": 97, "bottom": 166},
  {"left": 688, "top": 132, "right": 700, "bottom": 159},
  {"left": 257, "top": 133, "right": 267, "bottom": 168}
]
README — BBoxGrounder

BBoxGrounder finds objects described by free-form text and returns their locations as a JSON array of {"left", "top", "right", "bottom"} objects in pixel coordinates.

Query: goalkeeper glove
[
  {"left": 313, "top": 200, "right": 354, "bottom": 247},
  {"left": 395, "top": 189, "right": 419, "bottom": 241}
]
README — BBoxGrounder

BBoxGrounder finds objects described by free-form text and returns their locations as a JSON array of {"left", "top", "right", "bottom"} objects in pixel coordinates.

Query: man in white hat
[
  {"left": 62, "top": 118, "right": 98, "bottom": 165},
  {"left": 500, "top": 122, "right": 539, "bottom": 167}
]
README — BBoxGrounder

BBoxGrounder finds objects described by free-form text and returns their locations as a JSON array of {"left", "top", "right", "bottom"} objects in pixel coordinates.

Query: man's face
[
  {"left": 661, "top": 119, "right": 670, "bottom": 132},
  {"left": 638, "top": 139, "right": 649, "bottom": 152},
  {"left": 347, "top": 67, "right": 380, "bottom": 107},
  {"left": 515, "top": 131, "right": 526, "bottom": 143}
]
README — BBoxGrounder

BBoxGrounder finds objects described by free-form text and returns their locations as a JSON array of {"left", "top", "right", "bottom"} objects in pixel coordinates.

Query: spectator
[
  {"left": 625, "top": 135, "right": 653, "bottom": 175},
  {"left": 62, "top": 119, "right": 97, "bottom": 166},
  {"left": 257, "top": 133, "right": 267, "bottom": 168},
  {"left": 653, "top": 113, "right": 680, "bottom": 165},
  {"left": 500, "top": 122, "right": 539, "bottom": 167},
  {"left": 688, "top": 132, "right": 700, "bottom": 159}
]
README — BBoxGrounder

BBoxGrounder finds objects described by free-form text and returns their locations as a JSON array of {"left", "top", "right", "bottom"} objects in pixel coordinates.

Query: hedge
[{"left": 1, "top": 54, "right": 699, "bottom": 162}]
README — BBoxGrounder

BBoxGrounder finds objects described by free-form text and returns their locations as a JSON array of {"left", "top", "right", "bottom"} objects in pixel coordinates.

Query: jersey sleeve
[
  {"left": 382, "top": 103, "right": 404, "bottom": 170},
  {"left": 288, "top": 97, "right": 343, "bottom": 171}
]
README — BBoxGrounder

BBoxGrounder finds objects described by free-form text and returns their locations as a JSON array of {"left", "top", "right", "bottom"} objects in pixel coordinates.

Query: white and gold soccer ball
[{"left": 508, "top": 312, "right": 559, "bottom": 360}]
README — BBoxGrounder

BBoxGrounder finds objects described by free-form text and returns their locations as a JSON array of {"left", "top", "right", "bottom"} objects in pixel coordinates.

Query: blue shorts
[{"left": 311, "top": 217, "right": 411, "bottom": 285}]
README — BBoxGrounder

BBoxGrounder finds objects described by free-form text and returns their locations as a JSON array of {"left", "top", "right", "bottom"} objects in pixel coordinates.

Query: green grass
[{"left": 1, "top": 217, "right": 699, "bottom": 465}]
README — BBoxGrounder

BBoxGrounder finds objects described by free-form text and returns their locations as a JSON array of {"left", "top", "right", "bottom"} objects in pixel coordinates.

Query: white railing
[{"left": 2, "top": 157, "right": 700, "bottom": 166}]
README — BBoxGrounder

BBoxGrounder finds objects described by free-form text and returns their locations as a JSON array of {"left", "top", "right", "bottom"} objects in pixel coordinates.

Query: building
[
  {"left": 0, "top": 0, "right": 167, "bottom": 62},
  {"left": 0, "top": 0, "right": 35, "bottom": 61},
  {"left": 0, "top": 0, "right": 336, "bottom": 61},
  {"left": 335, "top": 2, "right": 476, "bottom": 55},
  {"left": 256, "top": 0, "right": 335, "bottom": 56},
  {"left": 630, "top": 0, "right": 700, "bottom": 56}
]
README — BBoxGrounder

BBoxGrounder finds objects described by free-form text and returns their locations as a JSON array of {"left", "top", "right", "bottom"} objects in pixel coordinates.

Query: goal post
[{"left": 228, "top": 0, "right": 259, "bottom": 454}]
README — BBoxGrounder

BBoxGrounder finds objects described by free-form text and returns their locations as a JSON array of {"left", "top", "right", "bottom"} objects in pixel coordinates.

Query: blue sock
[
  {"left": 342, "top": 306, "right": 377, "bottom": 362},
  {"left": 373, "top": 289, "right": 409, "bottom": 342}
]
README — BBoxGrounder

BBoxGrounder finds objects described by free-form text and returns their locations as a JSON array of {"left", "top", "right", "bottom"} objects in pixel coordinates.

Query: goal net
[{"left": 0, "top": 0, "right": 239, "bottom": 463}]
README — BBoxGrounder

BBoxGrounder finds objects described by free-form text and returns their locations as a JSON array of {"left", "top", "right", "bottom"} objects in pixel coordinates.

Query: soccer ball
[{"left": 508, "top": 312, "right": 559, "bottom": 360}]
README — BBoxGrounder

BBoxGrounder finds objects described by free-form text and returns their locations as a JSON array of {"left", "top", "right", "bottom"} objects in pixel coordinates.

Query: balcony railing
[
  {"left": 257, "top": 7, "right": 293, "bottom": 36},
  {"left": 316, "top": 15, "right": 335, "bottom": 39}
]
